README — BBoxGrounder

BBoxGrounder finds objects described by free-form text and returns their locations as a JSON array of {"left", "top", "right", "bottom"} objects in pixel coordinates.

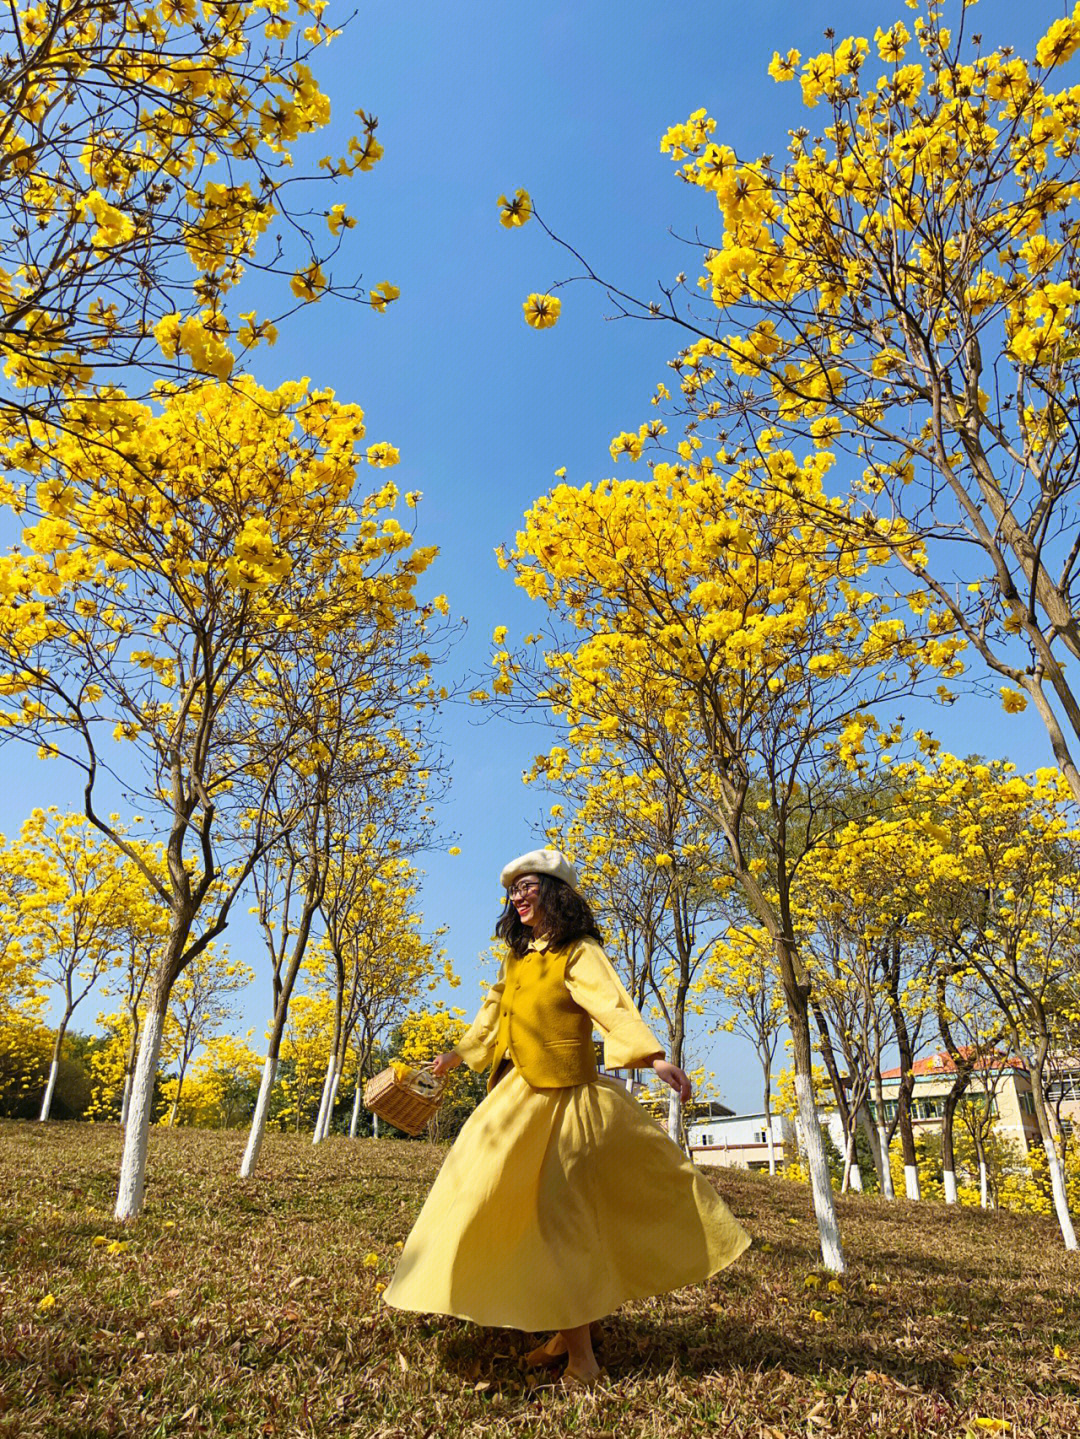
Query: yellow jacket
[{"left": 453, "top": 936, "right": 663, "bottom": 1091}]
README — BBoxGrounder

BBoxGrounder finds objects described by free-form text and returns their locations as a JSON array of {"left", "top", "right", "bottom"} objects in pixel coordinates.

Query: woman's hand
[
  {"left": 430, "top": 1050, "right": 462, "bottom": 1077},
  {"left": 652, "top": 1057, "right": 692, "bottom": 1102}
]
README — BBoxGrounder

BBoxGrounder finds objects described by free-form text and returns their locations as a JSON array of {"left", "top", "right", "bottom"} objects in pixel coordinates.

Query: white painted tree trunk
[
  {"left": 877, "top": 1125, "right": 896, "bottom": 1198},
  {"left": 239, "top": 1054, "right": 278, "bottom": 1178},
  {"left": 765, "top": 1115, "right": 777, "bottom": 1176},
  {"left": 39, "top": 1058, "right": 60, "bottom": 1122},
  {"left": 114, "top": 1009, "right": 166, "bottom": 1222},
  {"left": 119, "top": 1071, "right": 133, "bottom": 1130},
  {"left": 666, "top": 1086, "right": 682, "bottom": 1145},
  {"left": 794, "top": 1071, "right": 845, "bottom": 1272},
  {"left": 1046, "top": 1148, "right": 1078, "bottom": 1250},
  {"left": 943, "top": 1168, "right": 958, "bottom": 1204},
  {"left": 904, "top": 1163, "right": 921, "bottom": 1201},
  {"left": 321, "top": 1067, "right": 342, "bottom": 1140},
  {"left": 979, "top": 1158, "right": 989, "bottom": 1209},
  {"left": 312, "top": 1053, "right": 336, "bottom": 1145},
  {"left": 859, "top": 1107, "right": 884, "bottom": 1188},
  {"left": 841, "top": 1131, "right": 862, "bottom": 1193},
  {"left": 349, "top": 1079, "right": 363, "bottom": 1138},
  {"left": 372, "top": 1112, "right": 380, "bottom": 1140}
]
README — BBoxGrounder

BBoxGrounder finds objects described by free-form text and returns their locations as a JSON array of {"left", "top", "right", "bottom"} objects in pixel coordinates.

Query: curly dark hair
[{"left": 495, "top": 874, "right": 603, "bottom": 957}]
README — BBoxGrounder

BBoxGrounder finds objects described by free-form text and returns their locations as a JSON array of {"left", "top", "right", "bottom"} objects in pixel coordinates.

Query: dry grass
[{"left": 2, "top": 1121, "right": 1079, "bottom": 1438}]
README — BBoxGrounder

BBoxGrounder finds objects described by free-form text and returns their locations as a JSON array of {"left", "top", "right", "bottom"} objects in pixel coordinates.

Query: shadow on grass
[{"left": 428, "top": 1310, "right": 966, "bottom": 1400}]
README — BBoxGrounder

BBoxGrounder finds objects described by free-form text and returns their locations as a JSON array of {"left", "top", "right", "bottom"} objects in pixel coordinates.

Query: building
[
  {"left": 687, "top": 1109, "right": 794, "bottom": 1170},
  {"left": 871, "top": 1051, "right": 1041, "bottom": 1153},
  {"left": 1047, "top": 1055, "right": 1080, "bottom": 1133}
]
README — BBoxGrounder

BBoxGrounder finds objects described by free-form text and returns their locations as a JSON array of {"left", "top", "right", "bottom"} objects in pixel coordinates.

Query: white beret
[{"left": 500, "top": 847, "right": 579, "bottom": 892}]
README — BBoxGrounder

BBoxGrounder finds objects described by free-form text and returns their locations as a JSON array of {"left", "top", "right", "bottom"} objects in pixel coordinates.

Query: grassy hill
[{"left": 3, "top": 1122, "right": 1078, "bottom": 1438}]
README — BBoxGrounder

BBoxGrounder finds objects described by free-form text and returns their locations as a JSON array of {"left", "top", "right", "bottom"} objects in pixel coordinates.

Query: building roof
[{"left": 879, "top": 1049, "right": 1027, "bottom": 1081}]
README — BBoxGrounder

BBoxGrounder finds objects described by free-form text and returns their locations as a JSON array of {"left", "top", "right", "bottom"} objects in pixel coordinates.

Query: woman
[{"left": 383, "top": 848, "right": 750, "bottom": 1386}]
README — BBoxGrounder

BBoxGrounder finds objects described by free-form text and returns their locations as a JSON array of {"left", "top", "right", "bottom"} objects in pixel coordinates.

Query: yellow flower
[
  {"left": 523, "top": 293, "right": 561, "bottom": 329},
  {"left": 809, "top": 1308, "right": 828, "bottom": 1322},
  {"left": 290, "top": 263, "right": 327, "bottom": 301},
  {"left": 362, "top": 1252, "right": 380, "bottom": 1268},
  {"left": 370, "top": 281, "right": 400, "bottom": 313},
  {"left": 554, "top": 466, "right": 567, "bottom": 478},
  {"left": 804, "top": 1273, "right": 823, "bottom": 1289},
  {"left": 106, "top": 1240, "right": 128, "bottom": 1256},
  {"left": 497, "top": 188, "right": 532, "bottom": 228},
  {"left": 37, "top": 1294, "right": 56, "bottom": 1311},
  {"left": 366, "top": 442, "right": 400, "bottom": 468},
  {"left": 971, "top": 1422, "right": 1010, "bottom": 1434},
  {"left": 1036, "top": 16, "right": 1080, "bottom": 68},
  {"left": 827, "top": 1278, "right": 843, "bottom": 1294},
  {"left": 1000, "top": 687, "right": 1027, "bottom": 714},
  {"left": 327, "top": 203, "right": 356, "bottom": 235},
  {"left": 610, "top": 431, "right": 644, "bottom": 462},
  {"left": 1054, "top": 1344, "right": 1070, "bottom": 1360},
  {"left": 768, "top": 48, "right": 800, "bottom": 82},
  {"left": 448, "top": 846, "right": 461, "bottom": 856},
  {"left": 91, "top": 1234, "right": 108, "bottom": 1247}
]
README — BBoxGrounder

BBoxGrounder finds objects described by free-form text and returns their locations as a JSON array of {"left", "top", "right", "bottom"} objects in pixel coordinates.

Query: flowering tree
[
  {"left": 0, "top": 0, "right": 388, "bottom": 444},
  {"left": 901, "top": 752, "right": 1080, "bottom": 1247},
  {"left": 498, "top": 458, "right": 962, "bottom": 1270},
  {"left": 527, "top": 4, "right": 1080, "bottom": 800},
  {"left": 0, "top": 376, "right": 435, "bottom": 1218},
  {"left": 4, "top": 808, "right": 133, "bottom": 1120}
]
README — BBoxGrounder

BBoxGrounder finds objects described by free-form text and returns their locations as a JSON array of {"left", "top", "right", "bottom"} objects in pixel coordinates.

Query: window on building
[
  {"left": 912, "top": 1096, "right": 945, "bottom": 1120},
  {"left": 1018, "top": 1092, "right": 1036, "bottom": 1116},
  {"left": 754, "top": 1130, "right": 767, "bottom": 1144},
  {"left": 1047, "top": 1075, "right": 1080, "bottom": 1102}
]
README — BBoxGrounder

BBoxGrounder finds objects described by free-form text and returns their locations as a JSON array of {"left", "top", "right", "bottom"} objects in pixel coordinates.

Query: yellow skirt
[{"left": 383, "top": 1068, "right": 751, "bottom": 1331}]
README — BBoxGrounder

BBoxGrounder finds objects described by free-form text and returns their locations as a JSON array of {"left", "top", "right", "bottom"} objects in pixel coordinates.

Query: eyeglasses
[{"left": 508, "top": 880, "right": 540, "bottom": 901}]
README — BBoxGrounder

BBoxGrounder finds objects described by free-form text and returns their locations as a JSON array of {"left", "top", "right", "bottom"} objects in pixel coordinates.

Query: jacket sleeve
[
  {"left": 564, "top": 940, "right": 664, "bottom": 1070},
  {"left": 452, "top": 957, "right": 507, "bottom": 1073}
]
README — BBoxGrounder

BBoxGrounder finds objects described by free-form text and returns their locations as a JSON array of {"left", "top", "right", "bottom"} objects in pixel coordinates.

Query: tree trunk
[
  {"left": 119, "top": 1070, "right": 133, "bottom": 1130},
  {"left": 239, "top": 1053, "right": 279, "bottom": 1178},
  {"left": 858, "top": 1104, "right": 884, "bottom": 1189},
  {"left": 373, "top": 1111, "right": 380, "bottom": 1140},
  {"left": 885, "top": 942, "right": 920, "bottom": 1201},
  {"left": 312, "top": 1052, "right": 336, "bottom": 1145},
  {"left": 114, "top": 1002, "right": 167, "bottom": 1221},
  {"left": 871, "top": 1077, "right": 896, "bottom": 1199},
  {"left": 811, "top": 999, "right": 854, "bottom": 1143},
  {"left": 1025, "top": 1047, "right": 1077, "bottom": 1250},
  {"left": 782, "top": 975, "right": 844, "bottom": 1269},
  {"left": 167, "top": 1054, "right": 190, "bottom": 1128},
  {"left": 349, "top": 1077, "right": 363, "bottom": 1138},
  {"left": 764, "top": 1111, "right": 776, "bottom": 1177},
  {"left": 39, "top": 1013, "right": 71, "bottom": 1122},
  {"left": 941, "top": 1080, "right": 966, "bottom": 1206}
]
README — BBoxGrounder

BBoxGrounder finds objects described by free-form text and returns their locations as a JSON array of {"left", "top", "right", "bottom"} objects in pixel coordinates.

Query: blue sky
[{"left": 17, "top": 0, "right": 1077, "bottom": 1112}]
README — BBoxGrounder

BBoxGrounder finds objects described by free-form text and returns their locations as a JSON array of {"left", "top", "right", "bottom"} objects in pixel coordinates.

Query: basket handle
[{"left": 411, "top": 1061, "right": 446, "bottom": 1095}]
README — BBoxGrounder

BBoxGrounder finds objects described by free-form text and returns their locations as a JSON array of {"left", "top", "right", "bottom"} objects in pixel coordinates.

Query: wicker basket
[{"left": 363, "top": 1063, "right": 445, "bottom": 1136}]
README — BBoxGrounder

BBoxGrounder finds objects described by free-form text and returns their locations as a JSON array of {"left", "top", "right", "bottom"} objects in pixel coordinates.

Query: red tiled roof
[{"left": 879, "top": 1049, "right": 1027, "bottom": 1080}]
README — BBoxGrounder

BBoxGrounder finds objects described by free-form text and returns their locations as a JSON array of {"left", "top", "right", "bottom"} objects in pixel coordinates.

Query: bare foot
[{"left": 524, "top": 1332, "right": 567, "bottom": 1368}]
